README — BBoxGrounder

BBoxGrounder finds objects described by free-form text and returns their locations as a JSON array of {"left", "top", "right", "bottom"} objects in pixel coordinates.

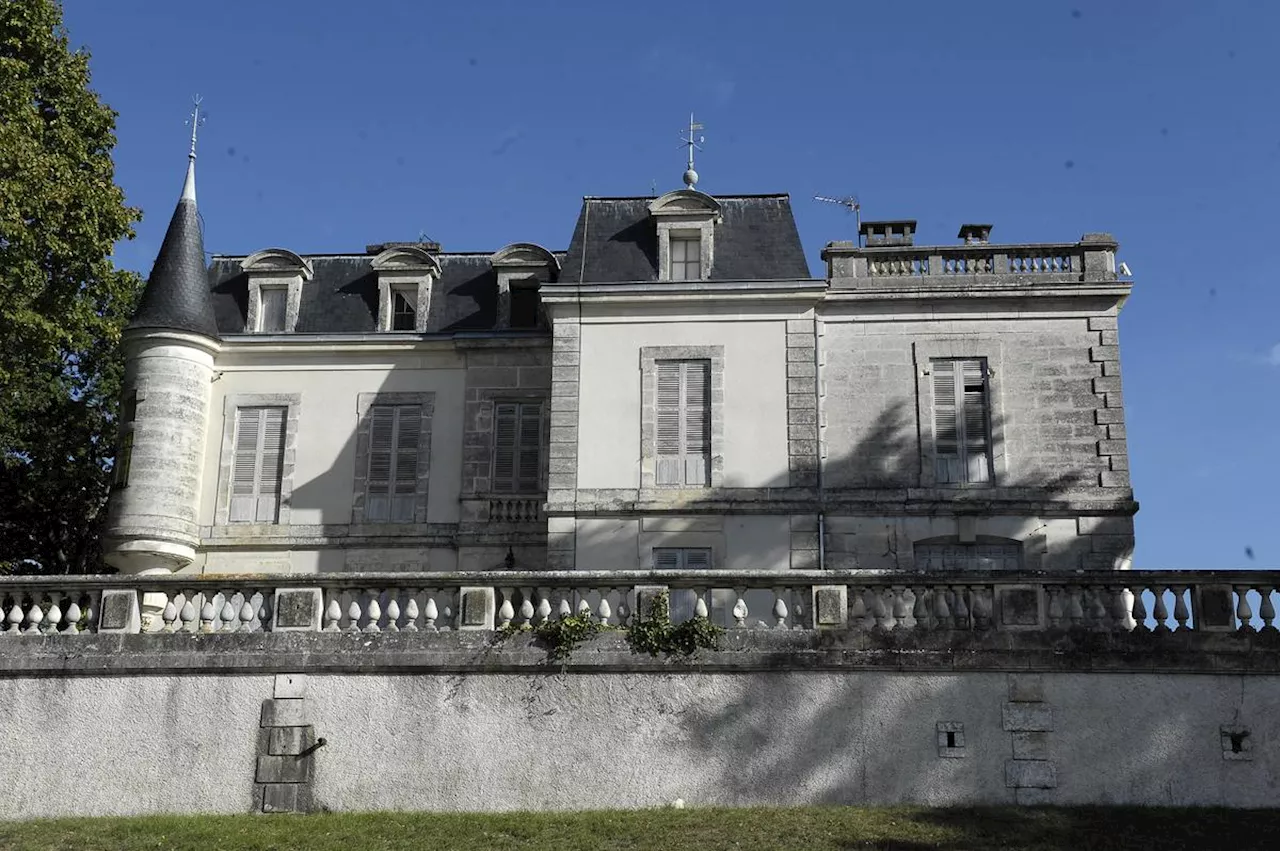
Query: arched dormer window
[
  {"left": 371, "top": 246, "right": 441, "bottom": 333},
  {"left": 648, "top": 189, "right": 722, "bottom": 282},
  {"left": 241, "top": 249, "right": 313, "bottom": 334},
  {"left": 490, "top": 243, "right": 559, "bottom": 330},
  {"left": 913, "top": 535, "right": 1023, "bottom": 571}
]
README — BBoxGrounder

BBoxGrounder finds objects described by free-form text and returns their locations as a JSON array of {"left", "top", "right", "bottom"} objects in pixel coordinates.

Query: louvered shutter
[
  {"left": 655, "top": 362, "right": 683, "bottom": 485},
  {"left": 960, "top": 360, "right": 991, "bottom": 483},
  {"left": 683, "top": 548, "right": 711, "bottom": 569},
  {"left": 517, "top": 403, "right": 542, "bottom": 492},
  {"left": 653, "top": 548, "right": 680, "bottom": 570},
  {"left": 683, "top": 361, "right": 710, "bottom": 486},
  {"left": 230, "top": 407, "right": 285, "bottom": 523},
  {"left": 492, "top": 403, "right": 518, "bottom": 493},
  {"left": 260, "top": 288, "right": 287, "bottom": 332},
  {"left": 391, "top": 405, "right": 421, "bottom": 522},
  {"left": 932, "top": 362, "right": 961, "bottom": 484},
  {"left": 365, "top": 406, "right": 395, "bottom": 521}
]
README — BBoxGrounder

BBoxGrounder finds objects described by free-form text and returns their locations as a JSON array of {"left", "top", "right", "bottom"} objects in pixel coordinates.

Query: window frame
[
  {"left": 668, "top": 234, "right": 702, "bottom": 281},
  {"left": 214, "top": 393, "right": 301, "bottom": 527},
  {"left": 652, "top": 546, "right": 713, "bottom": 570},
  {"left": 640, "top": 346, "right": 725, "bottom": 489},
  {"left": 913, "top": 536, "right": 1025, "bottom": 572},
  {"left": 930, "top": 357, "right": 994, "bottom": 485},
  {"left": 351, "top": 392, "right": 435, "bottom": 525},
  {"left": 491, "top": 399, "right": 544, "bottom": 494},
  {"left": 913, "top": 339, "right": 1007, "bottom": 488}
]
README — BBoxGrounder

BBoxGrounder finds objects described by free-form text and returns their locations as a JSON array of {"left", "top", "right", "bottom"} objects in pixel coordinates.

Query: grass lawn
[{"left": 1, "top": 806, "right": 1278, "bottom": 851}]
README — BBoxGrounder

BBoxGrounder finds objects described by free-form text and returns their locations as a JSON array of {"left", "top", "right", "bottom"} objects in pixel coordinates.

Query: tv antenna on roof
[{"left": 814, "top": 194, "right": 862, "bottom": 236}]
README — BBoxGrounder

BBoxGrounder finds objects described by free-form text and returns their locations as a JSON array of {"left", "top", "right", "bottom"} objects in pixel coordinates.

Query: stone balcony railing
[
  {"left": 821, "top": 235, "right": 1121, "bottom": 284},
  {"left": 0, "top": 570, "right": 1274, "bottom": 637}
]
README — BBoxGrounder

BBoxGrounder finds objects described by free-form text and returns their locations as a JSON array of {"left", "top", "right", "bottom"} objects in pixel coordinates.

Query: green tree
[{"left": 0, "top": 0, "right": 142, "bottom": 573}]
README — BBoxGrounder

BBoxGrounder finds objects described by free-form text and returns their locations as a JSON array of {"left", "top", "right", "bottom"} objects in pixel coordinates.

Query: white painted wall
[
  {"left": 2, "top": 670, "right": 1275, "bottom": 817},
  {"left": 576, "top": 320, "right": 789, "bottom": 489}
]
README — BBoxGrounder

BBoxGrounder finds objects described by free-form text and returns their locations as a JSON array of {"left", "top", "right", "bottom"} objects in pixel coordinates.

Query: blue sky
[{"left": 63, "top": 1, "right": 1278, "bottom": 569}]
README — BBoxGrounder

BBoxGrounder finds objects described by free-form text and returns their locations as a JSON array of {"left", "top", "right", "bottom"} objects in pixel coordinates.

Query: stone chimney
[
  {"left": 957, "top": 224, "right": 993, "bottom": 244},
  {"left": 859, "top": 220, "right": 916, "bottom": 247}
]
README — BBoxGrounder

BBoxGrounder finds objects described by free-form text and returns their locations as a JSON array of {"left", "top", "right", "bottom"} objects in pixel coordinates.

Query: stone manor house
[{"left": 102, "top": 153, "right": 1136, "bottom": 579}]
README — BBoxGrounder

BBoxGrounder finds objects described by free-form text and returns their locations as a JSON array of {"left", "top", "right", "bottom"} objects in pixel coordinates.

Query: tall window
[
  {"left": 365, "top": 404, "right": 422, "bottom": 522},
  {"left": 113, "top": 391, "right": 138, "bottom": 489},
  {"left": 390, "top": 288, "right": 416, "bottom": 331},
  {"left": 259, "top": 288, "right": 288, "bottom": 332},
  {"left": 492, "top": 401, "right": 542, "bottom": 493},
  {"left": 656, "top": 359, "right": 710, "bottom": 487},
  {"left": 932, "top": 358, "right": 992, "bottom": 484},
  {"left": 508, "top": 284, "right": 540, "bottom": 329},
  {"left": 669, "top": 235, "right": 701, "bottom": 281},
  {"left": 230, "top": 406, "right": 286, "bottom": 522}
]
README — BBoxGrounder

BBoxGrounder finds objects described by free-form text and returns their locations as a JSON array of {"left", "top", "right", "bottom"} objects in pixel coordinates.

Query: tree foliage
[{"left": 0, "top": 0, "right": 142, "bottom": 573}]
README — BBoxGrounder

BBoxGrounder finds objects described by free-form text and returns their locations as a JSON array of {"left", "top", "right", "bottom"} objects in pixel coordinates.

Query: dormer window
[
  {"left": 648, "top": 189, "right": 721, "bottom": 282},
  {"left": 241, "top": 248, "right": 313, "bottom": 334},
  {"left": 670, "top": 233, "right": 702, "bottom": 281},
  {"left": 490, "top": 243, "right": 560, "bottom": 330},
  {"left": 371, "top": 245, "right": 440, "bottom": 333}
]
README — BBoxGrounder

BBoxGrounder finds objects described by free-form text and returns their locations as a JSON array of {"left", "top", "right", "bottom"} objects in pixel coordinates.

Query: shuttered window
[
  {"left": 655, "top": 360, "right": 710, "bottom": 487},
  {"left": 230, "top": 406, "right": 287, "bottom": 523},
  {"left": 493, "top": 401, "right": 542, "bottom": 493},
  {"left": 652, "top": 547, "right": 712, "bottom": 570},
  {"left": 365, "top": 404, "right": 422, "bottom": 522},
  {"left": 259, "top": 288, "right": 287, "bottom": 332},
  {"left": 932, "top": 358, "right": 992, "bottom": 484}
]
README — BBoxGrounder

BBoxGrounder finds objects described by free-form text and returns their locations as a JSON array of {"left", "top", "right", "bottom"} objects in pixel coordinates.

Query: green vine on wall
[
  {"left": 626, "top": 591, "right": 723, "bottom": 658},
  {"left": 497, "top": 609, "right": 607, "bottom": 661}
]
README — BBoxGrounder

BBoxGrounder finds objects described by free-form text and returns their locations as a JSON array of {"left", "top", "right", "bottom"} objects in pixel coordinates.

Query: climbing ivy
[
  {"left": 497, "top": 609, "right": 606, "bottom": 661},
  {"left": 626, "top": 591, "right": 723, "bottom": 658}
]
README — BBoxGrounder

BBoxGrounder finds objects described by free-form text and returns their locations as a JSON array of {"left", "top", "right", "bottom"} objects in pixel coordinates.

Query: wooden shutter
[
  {"left": 366, "top": 405, "right": 420, "bottom": 521},
  {"left": 655, "top": 362, "right": 683, "bottom": 485},
  {"left": 933, "top": 359, "right": 990, "bottom": 484},
  {"left": 683, "top": 548, "right": 711, "bottom": 569},
  {"left": 517, "top": 403, "right": 542, "bottom": 492},
  {"left": 492, "top": 403, "right": 518, "bottom": 493},
  {"left": 682, "top": 361, "right": 710, "bottom": 486},
  {"left": 230, "top": 406, "right": 285, "bottom": 523},
  {"left": 960, "top": 360, "right": 991, "bottom": 483},
  {"left": 653, "top": 548, "right": 680, "bottom": 570},
  {"left": 260, "top": 288, "right": 287, "bottom": 332}
]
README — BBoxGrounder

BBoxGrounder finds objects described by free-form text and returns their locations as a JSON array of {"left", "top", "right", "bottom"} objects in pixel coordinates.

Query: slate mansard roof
[{"left": 205, "top": 193, "right": 811, "bottom": 335}]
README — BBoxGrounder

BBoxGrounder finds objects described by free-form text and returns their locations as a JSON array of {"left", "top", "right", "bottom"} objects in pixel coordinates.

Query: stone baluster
[
  {"left": 364, "top": 589, "right": 383, "bottom": 633},
  {"left": 161, "top": 596, "right": 179, "bottom": 633},
  {"left": 871, "top": 587, "right": 891, "bottom": 630},
  {"left": 598, "top": 596, "right": 613, "bottom": 625},
  {"left": 1112, "top": 586, "right": 1135, "bottom": 632},
  {"left": 1066, "top": 587, "right": 1085, "bottom": 628},
  {"left": 971, "top": 588, "right": 993, "bottom": 630},
  {"left": 892, "top": 586, "right": 911, "bottom": 630},
  {"left": 346, "top": 596, "right": 362, "bottom": 633},
  {"left": 912, "top": 586, "right": 930, "bottom": 631},
  {"left": 63, "top": 595, "right": 83, "bottom": 636},
  {"left": 952, "top": 587, "right": 970, "bottom": 629},
  {"left": 849, "top": 587, "right": 868, "bottom": 630},
  {"left": 1235, "top": 586, "right": 1253, "bottom": 633},
  {"left": 219, "top": 593, "right": 237, "bottom": 633},
  {"left": 179, "top": 592, "right": 197, "bottom": 633},
  {"left": 498, "top": 597, "right": 515, "bottom": 629},
  {"left": 1046, "top": 587, "right": 1064, "bottom": 629},
  {"left": 934, "top": 587, "right": 952, "bottom": 629},
  {"left": 1129, "top": 586, "right": 1149, "bottom": 633},
  {"left": 576, "top": 598, "right": 591, "bottom": 619},
  {"left": 323, "top": 595, "right": 342, "bottom": 632},
  {"left": 617, "top": 599, "right": 631, "bottom": 628},
  {"left": 4, "top": 596, "right": 23, "bottom": 635},
  {"left": 732, "top": 591, "right": 748, "bottom": 628},
  {"left": 404, "top": 590, "right": 420, "bottom": 632},
  {"left": 1151, "top": 587, "right": 1170, "bottom": 633},
  {"left": 199, "top": 595, "right": 217, "bottom": 633},
  {"left": 423, "top": 594, "right": 439, "bottom": 632},
  {"left": 558, "top": 593, "right": 573, "bottom": 620},
  {"left": 519, "top": 597, "right": 535, "bottom": 627},
  {"left": 1172, "top": 586, "right": 1190, "bottom": 630},
  {"left": 772, "top": 589, "right": 789, "bottom": 629},
  {"left": 20, "top": 598, "right": 43, "bottom": 635},
  {"left": 41, "top": 594, "right": 61, "bottom": 635},
  {"left": 1088, "top": 587, "right": 1108, "bottom": 629},
  {"left": 386, "top": 594, "right": 402, "bottom": 632},
  {"left": 535, "top": 593, "right": 552, "bottom": 626},
  {"left": 1260, "top": 587, "right": 1276, "bottom": 632}
]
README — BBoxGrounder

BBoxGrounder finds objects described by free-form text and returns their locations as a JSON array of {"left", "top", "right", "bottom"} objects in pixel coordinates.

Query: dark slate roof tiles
[{"left": 129, "top": 198, "right": 220, "bottom": 338}]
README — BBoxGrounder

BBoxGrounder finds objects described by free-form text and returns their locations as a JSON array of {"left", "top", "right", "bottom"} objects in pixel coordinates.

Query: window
[
  {"left": 932, "top": 358, "right": 992, "bottom": 484},
  {"left": 656, "top": 359, "right": 710, "bottom": 486},
  {"left": 365, "top": 404, "right": 422, "bottom": 522},
  {"left": 390, "top": 288, "right": 416, "bottom": 331},
  {"left": 493, "top": 401, "right": 542, "bottom": 493},
  {"left": 653, "top": 547, "right": 712, "bottom": 570},
  {"left": 669, "top": 235, "right": 701, "bottom": 281},
  {"left": 259, "top": 288, "right": 288, "bottom": 333},
  {"left": 509, "top": 283, "right": 540, "bottom": 329},
  {"left": 915, "top": 540, "right": 1022, "bottom": 571},
  {"left": 230, "top": 406, "right": 286, "bottom": 523},
  {"left": 113, "top": 391, "right": 138, "bottom": 489}
]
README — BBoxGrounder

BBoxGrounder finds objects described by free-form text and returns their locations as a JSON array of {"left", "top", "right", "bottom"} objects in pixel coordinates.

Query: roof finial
[
  {"left": 679, "top": 113, "right": 704, "bottom": 189},
  {"left": 181, "top": 95, "right": 205, "bottom": 202}
]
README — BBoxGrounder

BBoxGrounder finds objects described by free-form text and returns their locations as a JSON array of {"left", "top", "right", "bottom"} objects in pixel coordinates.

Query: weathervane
[
  {"left": 679, "top": 113, "right": 705, "bottom": 188},
  {"left": 185, "top": 95, "right": 205, "bottom": 160}
]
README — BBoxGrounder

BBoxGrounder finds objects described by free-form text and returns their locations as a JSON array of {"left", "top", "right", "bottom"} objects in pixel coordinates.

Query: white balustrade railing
[
  {"left": 859, "top": 244, "right": 1084, "bottom": 279},
  {"left": 487, "top": 496, "right": 544, "bottom": 523},
  {"left": 0, "top": 571, "right": 1276, "bottom": 637}
]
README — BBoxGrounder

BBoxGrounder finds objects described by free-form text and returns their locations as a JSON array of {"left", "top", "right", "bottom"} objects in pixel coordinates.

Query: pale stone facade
[{"left": 103, "top": 169, "right": 1136, "bottom": 576}]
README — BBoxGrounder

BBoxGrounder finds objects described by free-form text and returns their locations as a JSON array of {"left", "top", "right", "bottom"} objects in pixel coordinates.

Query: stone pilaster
[
  {"left": 546, "top": 317, "right": 581, "bottom": 569},
  {"left": 785, "top": 317, "right": 819, "bottom": 488}
]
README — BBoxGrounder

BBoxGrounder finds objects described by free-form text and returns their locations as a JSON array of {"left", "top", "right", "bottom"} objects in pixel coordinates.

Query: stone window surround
[
  {"left": 491, "top": 243, "right": 559, "bottom": 330},
  {"left": 465, "top": 390, "right": 550, "bottom": 497},
  {"left": 639, "top": 345, "right": 725, "bottom": 489},
  {"left": 649, "top": 190, "right": 721, "bottom": 282},
  {"left": 242, "top": 249, "right": 313, "bottom": 334},
  {"left": 371, "top": 246, "right": 440, "bottom": 333},
  {"left": 911, "top": 534, "right": 1039, "bottom": 572},
  {"left": 350, "top": 392, "right": 436, "bottom": 525},
  {"left": 641, "top": 533, "right": 724, "bottom": 570},
  {"left": 215, "top": 393, "right": 302, "bottom": 527},
  {"left": 913, "top": 337, "right": 1007, "bottom": 488}
]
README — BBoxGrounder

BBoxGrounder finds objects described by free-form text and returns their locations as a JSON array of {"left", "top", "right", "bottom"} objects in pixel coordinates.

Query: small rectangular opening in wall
[
  {"left": 937, "top": 722, "right": 965, "bottom": 758},
  {"left": 1222, "top": 726, "right": 1252, "bottom": 761}
]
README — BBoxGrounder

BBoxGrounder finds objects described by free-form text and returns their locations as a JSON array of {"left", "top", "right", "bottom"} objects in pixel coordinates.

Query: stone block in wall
[
  {"left": 271, "top": 588, "right": 321, "bottom": 632},
  {"left": 1003, "top": 703, "right": 1053, "bottom": 732},
  {"left": 1099, "top": 471, "right": 1131, "bottom": 488},
  {"left": 1195, "top": 585, "right": 1236, "bottom": 631},
  {"left": 1088, "top": 316, "right": 1118, "bottom": 331},
  {"left": 458, "top": 587, "right": 495, "bottom": 631},
  {"left": 261, "top": 698, "right": 308, "bottom": 728},
  {"left": 274, "top": 674, "right": 307, "bottom": 699},
  {"left": 996, "top": 586, "right": 1045, "bottom": 630},
  {"left": 1005, "top": 760, "right": 1057, "bottom": 789},
  {"left": 813, "top": 586, "right": 847, "bottom": 629},
  {"left": 1008, "top": 673, "right": 1045, "bottom": 703},
  {"left": 635, "top": 585, "right": 669, "bottom": 622},
  {"left": 268, "top": 726, "right": 316, "bottom": 756},
  {"left": 1077, "top": 516, "right": 1134, "bottom": 536},
  {"left": 256, "top": 754, "right": 312, "bottom": 784},
  {"left": 1012, "top": 732, "right": 1050, "bottom": 760}
]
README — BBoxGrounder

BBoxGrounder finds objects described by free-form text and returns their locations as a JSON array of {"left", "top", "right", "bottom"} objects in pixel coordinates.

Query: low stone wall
[{"left": 2, "top": 629, "right": 1278, "bottom": 818}]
